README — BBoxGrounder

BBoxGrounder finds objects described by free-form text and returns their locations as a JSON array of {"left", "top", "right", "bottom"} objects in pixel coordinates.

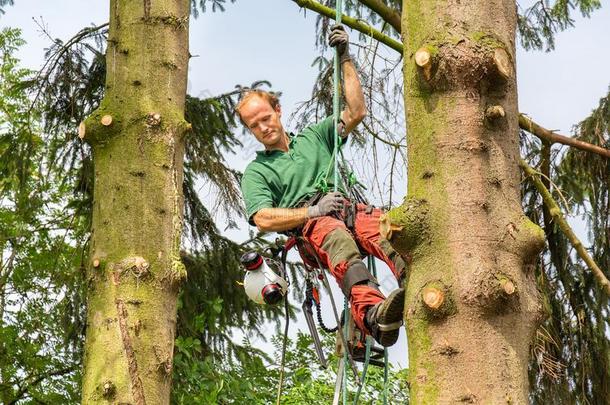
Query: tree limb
[
  {"left": 358, "top": 0, "right": 401, "bottom": 32},
  {"left": 519, "top": 114, "right": 610, "bottom": 159},
  {"left": 520, "top": 159, "right": 610, "bottom": 297},
  {"left": 292, "top": 0, "right": 403, "bottom": 53},
  {"left": 9, "top": 366, "right": 76, "bottom": 405},
  {"left": 361, "top": 120, "right": 405, "bottom": 148}
]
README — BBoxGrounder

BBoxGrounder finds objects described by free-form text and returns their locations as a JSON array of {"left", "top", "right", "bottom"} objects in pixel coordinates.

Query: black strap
[
  {"left": 305, "top": 279, "right": 339, "bottom": 334},
  {"left": 341, "top": 261, "right": 377, "bottom": 296}
]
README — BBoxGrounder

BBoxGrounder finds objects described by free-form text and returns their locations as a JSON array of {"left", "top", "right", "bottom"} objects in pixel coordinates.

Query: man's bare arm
[
  {"left": 253, "top": 192, "right": 344, "bottom": 232},
  {"left": 253, "top": 207, "right": 310, "bottom": 233},
  {"left": 329, "top": 24, "right": 367, "bottom": 137},
  {"left": 341, "top": 59, "right": 366, "bottom": 136}
]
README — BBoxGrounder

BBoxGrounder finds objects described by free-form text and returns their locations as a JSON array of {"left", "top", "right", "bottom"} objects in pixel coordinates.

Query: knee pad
[{"left": 341, "top": 261, "right": 378, "bottom": 297}]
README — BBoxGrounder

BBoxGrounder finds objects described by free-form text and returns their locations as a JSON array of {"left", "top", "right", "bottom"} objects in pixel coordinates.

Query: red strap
[
  {"left": 312, "top": 287, "right": 320, "bottom": 304},
  {"left": 284, "top": 236, "right": 297, "bottom": 252}
]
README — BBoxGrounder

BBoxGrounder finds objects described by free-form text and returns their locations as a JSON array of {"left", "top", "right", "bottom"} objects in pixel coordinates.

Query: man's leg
[
  {"left": 352, "top": 203, "right": 408, "bottom": 283},
  {"left": 301, "top": 216, "right": 384, "bottom": 334},
  {"left": 348, "top": 203, "right": 407, "bottom": 346}
]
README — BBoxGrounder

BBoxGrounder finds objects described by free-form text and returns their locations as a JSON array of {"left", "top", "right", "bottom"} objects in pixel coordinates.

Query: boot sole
[{"left": 377, "top": 288, "right": 405, "bottom": 347}]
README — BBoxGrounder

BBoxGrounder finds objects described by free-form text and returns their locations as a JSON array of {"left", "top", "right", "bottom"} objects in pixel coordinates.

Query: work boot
[{"left": 364, "top": 287, "right": 405, "bottom": 347}]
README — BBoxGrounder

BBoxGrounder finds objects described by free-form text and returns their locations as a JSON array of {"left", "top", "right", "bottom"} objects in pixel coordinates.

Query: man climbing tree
[{"left": 238, "top": 25, "right": 406, "bottom": 348}]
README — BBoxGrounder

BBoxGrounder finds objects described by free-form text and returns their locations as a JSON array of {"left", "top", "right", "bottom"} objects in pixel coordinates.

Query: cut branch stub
[
  {"left": 379, "top": 215, "right": 404, "bottom": 242},
  {"left": 379, "top": 198, "right": 429, "bottom": 257},
  {"left": 462, "top": 272, "right": 519, "bottom": 312},
  {"left": 146, "top": 112, "right": 162, "bottom": 127},
  {"left": 418, "top": 281, "right": 456, "bottom": 320},
  {"left": 500, "top": 216, "right": 545, "bottom": 262},
  {"left": 499, "top": 277, "right": 516, "bottom": 295},
  {"left": 78, "top": 121, "right": 86, "bottom": 139},
  {"left": 423, "top": 286, "right": 444, "bottom": 309},
  {"left": 93, "top": 259, "right": 100, "bottom": 268},
  {"left": 102, "top": 380, "right": 116, "bottom": 399},
  {"left": 485, "top": 105, "right": 505, "bottom": 120},
  {"left": 415, "top": 47, "right": 433, "bottom": 81},
  {"left": 493, "top": 48, "right": 512, "bottom": 80},
  {"left": 101, "top": 115, "right": 113, "bottom": 126},
  {"left": 113, "top": 256, "right": 151, "bottom": 283}
]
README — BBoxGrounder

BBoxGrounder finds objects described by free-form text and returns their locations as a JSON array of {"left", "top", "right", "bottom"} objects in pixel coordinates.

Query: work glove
[
  {"left": 307, "top": 191, "right": 345, "bottom": 218},
  {"left": 328, "top": 24, "right": 351, "bottom": 64}
]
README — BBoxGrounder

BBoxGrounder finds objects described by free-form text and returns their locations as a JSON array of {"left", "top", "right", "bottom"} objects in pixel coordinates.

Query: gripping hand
[
  {"left": 307, "top": 192, "right": 345, "bottom": 218},
  {"left": 328, "top": 24, "right": 351, "bottom": 63}
]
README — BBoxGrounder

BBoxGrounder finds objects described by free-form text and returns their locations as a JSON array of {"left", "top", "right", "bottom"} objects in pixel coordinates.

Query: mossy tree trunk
[
  {"left": 380, "top": 1, "right": 546, "bottom": 402},
  {"left": 80, "top": 1, "right": 190, "bottom": 403}
]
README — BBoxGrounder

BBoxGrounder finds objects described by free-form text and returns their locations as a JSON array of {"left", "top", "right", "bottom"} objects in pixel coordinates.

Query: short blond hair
[{"left": 235, "top": 90, "right": 281, "bottom": 127}]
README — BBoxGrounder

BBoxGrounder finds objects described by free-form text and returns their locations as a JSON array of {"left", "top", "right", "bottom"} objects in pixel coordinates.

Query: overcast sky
[{"left": 2, "top": 0, "right": 608, "bottom": 370}]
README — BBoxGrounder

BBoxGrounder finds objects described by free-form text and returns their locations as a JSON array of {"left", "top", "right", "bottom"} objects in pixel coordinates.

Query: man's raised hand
[{"left": 328, "top": 24, "right": 351, "bottom": 63}]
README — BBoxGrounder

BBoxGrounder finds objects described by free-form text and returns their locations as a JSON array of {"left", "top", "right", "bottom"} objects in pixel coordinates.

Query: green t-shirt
[{"left": 241, "top": 116, "right": 344, "bottom": 224}]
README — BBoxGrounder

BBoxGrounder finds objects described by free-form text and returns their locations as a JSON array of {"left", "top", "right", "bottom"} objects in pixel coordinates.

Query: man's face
[{"left": 239, "top": 96, "right": 284, "bottom": 149}]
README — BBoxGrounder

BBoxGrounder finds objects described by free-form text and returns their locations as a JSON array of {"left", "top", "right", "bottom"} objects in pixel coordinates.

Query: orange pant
[{"left": 301, "top": 203, "right": 405, "bottom": 333}]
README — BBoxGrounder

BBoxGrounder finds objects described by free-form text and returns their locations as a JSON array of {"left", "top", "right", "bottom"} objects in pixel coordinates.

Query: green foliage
[
  {"left": 0, "top": 0, "right": 14, "bottom": 15},
  {"left": 190, "top": 0, "right": 236, "bottom": 18},
  {"left": 172, "top": 330, "right": 409, "bottom": 404},
  {"left": 518, "top": 0, "right": 601, "bottom": 51},
  {"left": 522, "top": 88, "right": 610, "bottom": 404},
  {"left": 184, "top": 93, "right": 243, "bottom": 243},
  {"left": 178, "top": 237, "right": 286, "bottom": 357},
  {"left": 0, "top": 27, "right": 85, "bottom": 404}
]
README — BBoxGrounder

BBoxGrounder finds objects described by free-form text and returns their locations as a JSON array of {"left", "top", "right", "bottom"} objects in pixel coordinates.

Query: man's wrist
[
  {"left": 307, "top": 205, "right": 321, "bottom": 218},
  {"left": 340, "top": 52, "right": 352, "bottom": 64}
]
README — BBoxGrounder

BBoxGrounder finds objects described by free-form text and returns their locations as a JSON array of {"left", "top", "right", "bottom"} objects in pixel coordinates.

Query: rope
[
  {"left": 331, "top": 3, "right": 353, "bottom": 404},
  {"left": 352, "top": 336, "right": 373, "bottom": 404},
  {"left": 333, "top": 0, "right": 343, "bottom": 194},
  {"left": 322, "top": 2, "right": 392, "bottom": 402},
  {"left": 315, "top": 288, "right": 339, "bottom": 333},
  {"left": 351, "top": 256, "right": 375, "bottom": 404},
  {"left": 275, "top": 293, "right": 290, "bottom": 405},
  {"left": 383, "top": 349, "right": 389, "bottom": 405},
  {"left": 275, "top": 248, "right": 291, "bottom": 405}
]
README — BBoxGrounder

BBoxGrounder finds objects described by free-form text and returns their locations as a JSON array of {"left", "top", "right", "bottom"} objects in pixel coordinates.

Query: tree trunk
[
  {"left": 80, "top": 1, "right": 190, "bottom": 403},
  {"left": 380, "top": 1, "right": 546, "bottom": 402}
]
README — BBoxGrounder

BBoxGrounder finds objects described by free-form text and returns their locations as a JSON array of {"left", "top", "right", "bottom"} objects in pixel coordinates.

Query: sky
[{"left": 2, "top": 0, "right": 608, "bottom": 371}]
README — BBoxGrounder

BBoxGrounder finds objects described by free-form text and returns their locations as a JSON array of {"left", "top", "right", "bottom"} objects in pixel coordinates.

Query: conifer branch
[
  {"left": 292, "top": 0, "right": 403, "bottom": 53},
  {"left": 519, "top": 114, "right": 610, "bottom": 159},
  {"left": 520, "top": 159, "right": 610, "bottom": 297}
]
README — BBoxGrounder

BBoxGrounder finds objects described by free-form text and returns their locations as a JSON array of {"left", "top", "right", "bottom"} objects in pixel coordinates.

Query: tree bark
[
  {"left": 80, "top": 1, "right": 190, "bottom": 404},
  {"left": 381, "top": 1, "right": 546, "bottom": 402}
]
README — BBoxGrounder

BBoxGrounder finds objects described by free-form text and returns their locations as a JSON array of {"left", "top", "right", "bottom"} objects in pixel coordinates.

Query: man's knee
[
  {"left": 322, "top": 228, "right": 361, "bottom": 268},
  {"left": 341, "top": 261, "right": 379, "bottom": 296},
  {"left": 379, "top": 238, "right": 407, "bottom": 279}
]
